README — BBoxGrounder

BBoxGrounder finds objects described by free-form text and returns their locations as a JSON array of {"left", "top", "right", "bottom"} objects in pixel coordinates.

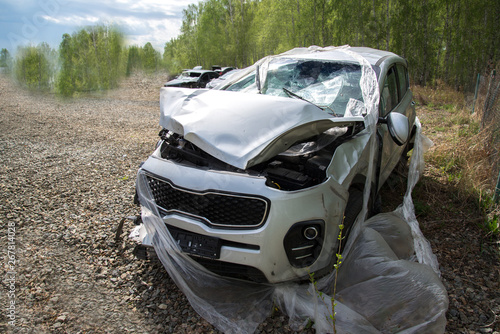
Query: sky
[{"left": 0, "top": 0, "right": 202, "bottom": 54}]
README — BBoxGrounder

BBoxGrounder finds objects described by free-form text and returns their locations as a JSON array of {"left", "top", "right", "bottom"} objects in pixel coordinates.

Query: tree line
[
  {"left": 57, "top": 26, "right": 124, "bottom": 95},
  {"left": 3, "top": 1, "right": 499, "bottom": 95},
  {"left": 165, "top": 0, "right": 499, "bottom": 91},
  {"left": 5, "top": 25, "right": 164, "bottom": 96}
]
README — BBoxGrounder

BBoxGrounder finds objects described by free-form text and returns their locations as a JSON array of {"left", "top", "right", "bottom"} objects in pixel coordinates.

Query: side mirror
[{"left": 379, "top": 112, "right": 409, "bottom": 146}]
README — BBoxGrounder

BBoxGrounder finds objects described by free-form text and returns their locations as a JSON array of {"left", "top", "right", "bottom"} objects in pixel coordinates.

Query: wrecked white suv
[{"left": 132, "top": 46, "right": 416, "bottom": 284}]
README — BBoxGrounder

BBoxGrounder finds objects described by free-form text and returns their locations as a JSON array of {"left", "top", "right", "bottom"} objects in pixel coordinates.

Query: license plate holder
[{"left": 167, "top": 225, "right": 221, "bottom": 259}]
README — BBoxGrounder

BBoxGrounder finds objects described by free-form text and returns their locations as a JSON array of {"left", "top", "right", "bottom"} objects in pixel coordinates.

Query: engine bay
[{"left": 158, "top": 123, "right": 364, "bottom": 191}]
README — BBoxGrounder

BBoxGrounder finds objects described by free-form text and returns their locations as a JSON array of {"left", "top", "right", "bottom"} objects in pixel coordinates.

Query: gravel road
[{"left": 0, "top": 73, "right": 498, "bottom": 333}]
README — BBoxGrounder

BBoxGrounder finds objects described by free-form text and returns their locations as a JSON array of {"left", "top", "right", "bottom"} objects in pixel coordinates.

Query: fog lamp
[
  {"left": 304, "top": 226, "right": 319, "bottom": 240},
  {"left": 283, "top": 220, "right": 324, "bottom": 268}
]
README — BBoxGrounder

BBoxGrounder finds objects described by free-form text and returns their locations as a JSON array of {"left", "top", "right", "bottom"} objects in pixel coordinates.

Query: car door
[
  {"left": 207, "top": 72, "right": 219, "bottom": 87},
  {"left": 199, "top": 73, "right": 210, "bottom": 88},
  {"left": 377, "top": 63, "right": 416, "bottom": 187}
]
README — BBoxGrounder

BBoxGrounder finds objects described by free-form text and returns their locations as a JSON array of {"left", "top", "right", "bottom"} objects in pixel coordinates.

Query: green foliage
[
  {"left": 56, "top": 25, "right": 124, "bottom": 96},
  {"left": 309, "top": 221, "right": 345, "bottom": 333},
  {"left": 0, "top": 48, "right": 13, "bottom": 75},
  {"left": 8, "top": 1, "right": 498, "bottom": 96},
  {"left": 478, "top": 192, "right": 500, "bottom": 234},
  {"left": 0, "top": 48, "right": 12, "bottom": 68},
  {"left": 126, "top": 45, "right": 142, "bottom": 76},
  {"left": 414, "top": 199, "right": 431, "bottom": 217},
  {"left": 14, "top": 43, "right": 56, "bottom": 91},
  {"left": 163, "top": 0, "right": 260, "bottom": 72},
  {"left": 126, "top": 43, "right": 162, "bottom": 75},
  {"left": 163, "top": 0, "right": 498, "bottom": 91},
  {"left": 485, "top": 214, "right": 499, "bottom": 234},
  {"left": 142, "top": 42, "right": 160, "bottom": 72},
  {"left": 13, "top": 24, "right": 162, "bottom": 95},
  {"left": 458, "top": 122, "right": 480, "bottom": 137}
]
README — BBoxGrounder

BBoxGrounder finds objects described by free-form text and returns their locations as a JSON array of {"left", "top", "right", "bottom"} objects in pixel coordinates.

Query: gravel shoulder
[{"left": 0, "top": 73, "right": 498, "bottom": 333}]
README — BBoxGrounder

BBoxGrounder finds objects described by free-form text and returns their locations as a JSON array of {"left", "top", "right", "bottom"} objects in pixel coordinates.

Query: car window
[
  {"left": 225, "top": 71, "right": 256, "bottom": 92},
  {"left": 396, "top": 64, "right": 409, "bottom": 99},
  {"left": 380, "top": 66, "right": 398, "bottom": 116},
  {"left": 226, "top": 59, "right": 363, "bottom": 116},
  {"left": 179, "top": 71, "right": 201, "bottom": 78}
]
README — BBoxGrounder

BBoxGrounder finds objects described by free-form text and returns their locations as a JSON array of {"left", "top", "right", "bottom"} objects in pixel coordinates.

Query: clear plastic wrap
[
  {"left": 135, "top": 46, "right": 448, "bottom": 333},
  {"left": 279, "top": 126, "right": 348, "bottom": 157}
]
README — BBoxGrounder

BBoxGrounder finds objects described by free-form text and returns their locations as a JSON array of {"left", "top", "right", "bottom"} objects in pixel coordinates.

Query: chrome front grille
[{"left": 146, "top": 175, "right": 269, "bottom": 229}]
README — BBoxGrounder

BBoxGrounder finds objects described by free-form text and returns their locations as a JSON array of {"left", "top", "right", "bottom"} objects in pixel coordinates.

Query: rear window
[{"left": 179, "top": 72, "right": 201, "bottom": 78}]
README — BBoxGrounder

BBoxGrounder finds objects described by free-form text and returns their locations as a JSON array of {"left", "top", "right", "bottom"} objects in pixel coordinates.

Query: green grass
[
  {"left": 434, "top": 126, "right": 447, "bottom": 132},
  {"left": 414, "top": 199, "right": 431, "bottom": 217}
]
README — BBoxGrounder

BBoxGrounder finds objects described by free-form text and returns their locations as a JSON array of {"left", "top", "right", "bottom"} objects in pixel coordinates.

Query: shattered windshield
[{"left": 225, "top": 58, "right": 364, "bottom": 116}]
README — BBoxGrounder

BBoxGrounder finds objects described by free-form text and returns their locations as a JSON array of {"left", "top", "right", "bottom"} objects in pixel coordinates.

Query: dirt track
[{"left": 0, "top": 73, "right": 498, "bottom": 333}]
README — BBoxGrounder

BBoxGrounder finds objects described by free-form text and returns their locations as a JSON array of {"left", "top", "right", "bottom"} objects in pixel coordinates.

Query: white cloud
[
  {"left": 0, "top": 0, "right": 203, "bottom": 52},
  {"left": 41, "top": 14, "right": 100, "bottom": 26},
  {"left": 123, "top": 18, "right": 183, "bottom": 50},
  {"left": 56, "top": 0, "right": 202, "bottom": 49}
]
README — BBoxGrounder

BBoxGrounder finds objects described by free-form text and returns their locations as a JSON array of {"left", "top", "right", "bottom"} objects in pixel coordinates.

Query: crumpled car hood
[{"left": 160, "top": 87, "right": 364, "bottom": 169}]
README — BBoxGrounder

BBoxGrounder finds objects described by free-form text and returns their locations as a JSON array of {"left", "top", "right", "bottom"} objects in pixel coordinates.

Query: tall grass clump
[{"left": 414, "top": 82, "right": 499, "bottom": 234}]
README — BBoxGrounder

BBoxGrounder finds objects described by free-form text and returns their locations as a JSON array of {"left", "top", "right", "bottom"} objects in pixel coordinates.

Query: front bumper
[{"left": 134, "top": 155, "right": 349, "bottom": 283}]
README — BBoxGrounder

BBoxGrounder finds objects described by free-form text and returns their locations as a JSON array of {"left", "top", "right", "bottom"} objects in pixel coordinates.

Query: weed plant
[{"left": 309, "top": 222, "right": 345, "bottom": 333}]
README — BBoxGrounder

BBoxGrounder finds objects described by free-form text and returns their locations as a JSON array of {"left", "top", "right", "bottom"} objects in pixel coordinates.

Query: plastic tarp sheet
[{"left": 135, "top": 46, "right": 448, "bottom": 333}]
